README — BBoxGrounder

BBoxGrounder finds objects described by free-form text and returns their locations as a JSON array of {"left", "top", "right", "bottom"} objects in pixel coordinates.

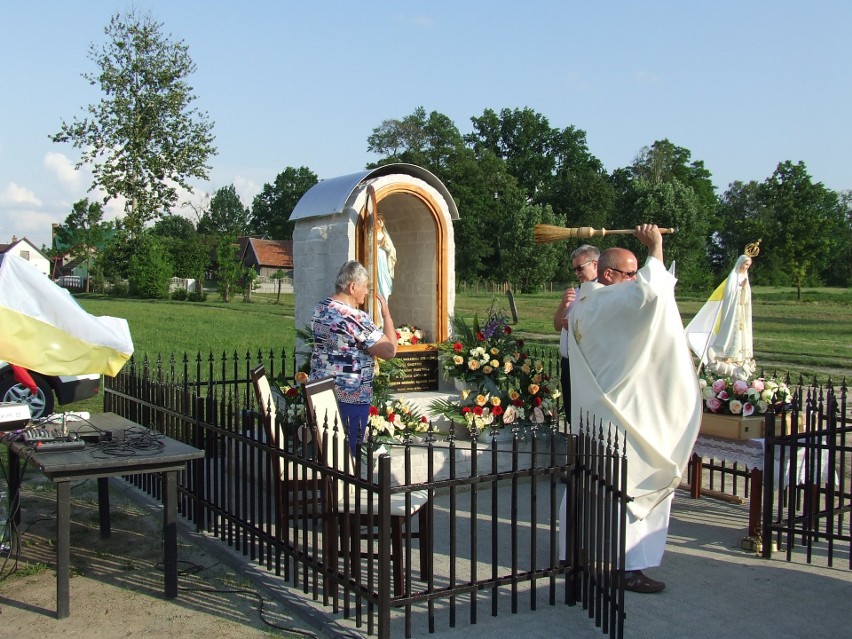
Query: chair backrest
[
  {"left": 251, "top": 364, "right": 286, "bottom": 481},
  {"left": 302, "top": 376, "right": 354, "bottom": 503}
]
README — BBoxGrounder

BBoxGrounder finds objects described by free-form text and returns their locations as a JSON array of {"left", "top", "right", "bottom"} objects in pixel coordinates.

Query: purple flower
[{"left": 711, "top": 378, "right": 727, "bottom": 393}]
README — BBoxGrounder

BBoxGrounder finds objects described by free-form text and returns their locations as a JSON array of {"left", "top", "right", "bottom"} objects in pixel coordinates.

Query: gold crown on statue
[{"left": 745, "top": 239, "right": 761, "bottom": 258}]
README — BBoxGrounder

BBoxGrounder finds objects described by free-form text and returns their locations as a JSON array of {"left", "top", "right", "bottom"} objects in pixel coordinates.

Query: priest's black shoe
[{"left": 622, "top": 570, "right": 665, "bottom": 593}]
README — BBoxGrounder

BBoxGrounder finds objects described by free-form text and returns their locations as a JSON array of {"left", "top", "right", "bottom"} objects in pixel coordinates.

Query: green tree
[
  {"left": 631, "top": 179, "right": 708, "bottom": 289},
  {"left": 271, "top": 268, "right": 286, "bottom": 304},
  {"left": 465, "top": 108, "right": 614, "bottom": 277},
  {"left": 368, "top": 107, "right": 465, "bottom": 173},
  {"left": 53, "top": 198, "right": 111, "bottom": 292},
  {"left": 467, "top": 107, "right": 557, "bottom": 199},
  {"left": 611, "top": 140, "right": 714, "bottom": 289},
  {"left": 758, "top": 161, "right": 843, "bottom": 298},
  {"left": 96, "top": 223, "right": 133, "bottom": 282},
  {"left": 198, "top": 185, "right": 251, "bottom": 237},
  {"left": 500, "top": 202, "right": 562, "bottom": 292},
  {"left": 128, "top": 234, "right": 173, "bottom": 299},
  {"left": 151, "top": 214, "right": 196, "bottom": 241},
  {"left": 51, "top": 10, "right": 216, "bottom": 235},
  {"left": 829, "top": 191, "right": 852, "bottom": 287},
  {"left": 215, "top": 235, "right": 243, "bottom": 303},
  {"left": 151, "top": 215, "right": 209, "bottom": 284},
  {"left": 251, "top": 167, "right": 318, "bottom": 239},
  {"left": 714, "top": 180, "right": 766, "bottom": 276}
]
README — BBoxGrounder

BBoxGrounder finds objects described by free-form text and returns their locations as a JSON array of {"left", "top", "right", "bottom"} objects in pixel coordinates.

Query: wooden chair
[
  {"left": 301, "top": 375, "right": 431, "bottom": 597},
  {"left": 250, "top": 364, "right": 318, "bottom": 527}
]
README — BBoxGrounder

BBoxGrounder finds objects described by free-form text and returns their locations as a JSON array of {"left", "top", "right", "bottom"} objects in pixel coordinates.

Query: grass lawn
[{"left": 64, "top": 285, "right": 850, "bottom": 415}]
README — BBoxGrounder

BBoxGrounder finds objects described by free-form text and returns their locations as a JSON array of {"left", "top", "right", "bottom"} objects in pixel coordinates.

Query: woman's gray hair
[{"left": 334, "top": 260, "right": 369, "bottom": 293}]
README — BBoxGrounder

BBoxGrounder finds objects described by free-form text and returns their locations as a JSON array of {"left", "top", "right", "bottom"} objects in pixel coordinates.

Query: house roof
[
  {"left": 238, "top": 237, "right": 293, "bottom": 269},
  {"left": 0, "top": 237, "right": 50, "bottom": 262}
]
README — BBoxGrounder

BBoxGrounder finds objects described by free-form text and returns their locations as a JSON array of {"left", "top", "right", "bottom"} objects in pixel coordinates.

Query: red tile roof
[{"left": 240, "top": 237, "right": 293, "bottom": 269}]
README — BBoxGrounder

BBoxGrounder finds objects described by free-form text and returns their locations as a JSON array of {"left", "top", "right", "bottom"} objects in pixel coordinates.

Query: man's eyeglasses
[
  {"left": 608, "top": 267, "right": 638, "bottom": 278},
  {"left": 573, "top": 259, "right": 595, "bottom": 274}
]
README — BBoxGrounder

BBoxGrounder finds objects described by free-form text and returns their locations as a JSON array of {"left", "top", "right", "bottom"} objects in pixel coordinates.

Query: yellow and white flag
[
  {"left": 683, "top": 279, "right": 726, "bottom": 364},
  {"left": 0, "top": 254, "right": 133, "bottom": 376}
]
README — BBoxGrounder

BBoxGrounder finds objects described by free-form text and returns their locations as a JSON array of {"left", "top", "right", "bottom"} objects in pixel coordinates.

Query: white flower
[{"left": 500, "top": 405, "right": 515, "bottom": 424}]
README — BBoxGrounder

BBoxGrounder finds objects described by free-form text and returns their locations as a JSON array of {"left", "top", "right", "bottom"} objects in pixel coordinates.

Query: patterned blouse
[{"left": 309, "top": 297, "right": 383, "bottom": 405}]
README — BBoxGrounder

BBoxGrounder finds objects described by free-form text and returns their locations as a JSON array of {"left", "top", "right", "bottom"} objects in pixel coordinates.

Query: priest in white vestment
[{"left": 559, "top": 224, "right": 702, "bottom": 593}]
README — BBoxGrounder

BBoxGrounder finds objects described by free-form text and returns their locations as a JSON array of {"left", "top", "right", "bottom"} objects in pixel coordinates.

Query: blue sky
[{"left": 2, "top": 1, "right": 850, "bottom": 250}]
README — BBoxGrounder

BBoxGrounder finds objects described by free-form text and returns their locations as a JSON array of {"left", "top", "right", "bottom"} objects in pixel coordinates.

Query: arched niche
[
  {"left": 356, "top": 176, "right": 451, "bottom": 344},
  {"left": 291, "top": 164, "right": 458, "bottom": 374}
]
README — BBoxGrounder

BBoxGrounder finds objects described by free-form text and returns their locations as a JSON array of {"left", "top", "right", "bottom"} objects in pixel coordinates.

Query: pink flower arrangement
[{"left": 699, "top": 374, "right": 790, "bottom": 416}]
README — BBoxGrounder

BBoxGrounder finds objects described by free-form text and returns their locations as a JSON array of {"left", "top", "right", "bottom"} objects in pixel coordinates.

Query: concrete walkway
[{"left": 186, "top": 485, "right": 851, "bottom": 639}]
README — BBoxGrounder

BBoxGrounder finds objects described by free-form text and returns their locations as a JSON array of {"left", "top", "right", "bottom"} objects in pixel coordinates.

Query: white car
[{"left": 0, "top": 361, "right": 100, "bottom": 419}]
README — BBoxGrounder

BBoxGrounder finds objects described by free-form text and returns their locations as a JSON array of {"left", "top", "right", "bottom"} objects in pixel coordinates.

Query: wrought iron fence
[
  {"left": 762, "top": 379, "right": 851, "bottom": 566},
  {"left": 103, "top": 352, "right": 628, "bottom": 639}
]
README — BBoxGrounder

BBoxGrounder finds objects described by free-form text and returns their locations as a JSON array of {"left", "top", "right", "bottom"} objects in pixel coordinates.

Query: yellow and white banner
[
  {"left": 683, "top": 279, "right": 726, "bottom": 364},
  {"left": 0, "top": 254, "right": 133, "bottom": 376}
]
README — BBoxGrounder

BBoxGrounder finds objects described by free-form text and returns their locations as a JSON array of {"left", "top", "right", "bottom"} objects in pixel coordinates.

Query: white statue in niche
[{"left": 376, "top": 214, "right": 396, "bottom": 300}]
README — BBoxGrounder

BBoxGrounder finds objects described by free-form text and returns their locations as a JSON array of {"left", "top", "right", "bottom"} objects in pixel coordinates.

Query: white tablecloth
[{"left": 693, "top": 434, "right": 834, "bottom": 485}]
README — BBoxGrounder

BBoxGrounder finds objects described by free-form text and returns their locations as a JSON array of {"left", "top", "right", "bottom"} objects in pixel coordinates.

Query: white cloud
[
  {"left": 44, "top": 151, "right": 84, "bottom": 191},
  {"left": 0, "top": 182, "right": 42, "bottom": 206},
  {"left": 233, "top": 176, "right": 260, "bottom": 204},
  {"left": 0, "top": 207, "right": 54, "bottom": 247}
]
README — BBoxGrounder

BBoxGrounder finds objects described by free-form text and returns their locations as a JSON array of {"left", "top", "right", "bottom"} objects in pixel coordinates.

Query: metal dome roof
[{"left": 289, "top": 163, "right": 459, "bottom": 222}]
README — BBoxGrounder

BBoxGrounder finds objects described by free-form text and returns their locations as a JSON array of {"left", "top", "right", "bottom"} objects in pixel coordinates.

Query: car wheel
[{"left": 0, "top": 372, "right": 55, "bottom": 419}]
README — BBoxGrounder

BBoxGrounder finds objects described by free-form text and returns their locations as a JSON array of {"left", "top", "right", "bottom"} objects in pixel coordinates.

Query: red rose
[
  {"left": 411, "top": 336, "right": 419, "bottom": 344},
  {"left": 513, "top": 398, "right": 524, "bottom": 407},
  {"left": 462, "top": 406, "right": 472, "bottom": 414},
  {"left": 420, "top": 415, "right": 428, "bottom": 423},
  {"left": 395, "top": 331, "right": 401, "bottom": 338},
  {"left": 369, "top": 405, "right": 379, "bottom": 416},
  {"left": 492, "top": 405, "right": 504, "bottom": 416},
  {"left": 285, "top": 388, "right": 299, "bottom": 398},
  {"left": 453, "top": 342, "right": 464, "bottom": 352},
  {"left": 473, "top": 405, "right": 483, "bottom": 416},
  {"left": 504, "top": 326, "right": 512, "bottom": 335},
  {"left": 517, "top": 339, "right": 525, "bottom": 348},
  {"left": 533, "top": 396, "right": 543, "bottom": 407},
  {"left": 388, "top": 412, "right": 396, "bottom": 423},
  {"left": 476, "top": 331, "right": 485, "bottom": 341}
]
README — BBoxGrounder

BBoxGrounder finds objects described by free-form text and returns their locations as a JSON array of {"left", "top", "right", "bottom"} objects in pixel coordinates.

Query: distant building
[
  {"left": 50, "top": 222, "right": 117, "bottom": 282},
  {"left": 0, "top": 236, "right": 51, "bottom": 276},
  {"left": 237, "top": 237, "right": 294, "bottom": 293}
]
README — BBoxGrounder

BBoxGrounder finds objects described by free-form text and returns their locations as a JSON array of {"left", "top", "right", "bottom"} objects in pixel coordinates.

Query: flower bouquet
[
  {"left": 428, "top": 388, "right": 507, "bottom": 435},
  {"left": 368, "top": 396, "right": 430, "bottom": 443},
  {"left": 279, "top": 371, "right": 309, "bottom": 425},
  {"left": 431, "top": 306, "right": 560, "bottom": 433},
  {"left": 506, "top": 353, "right": 560, "bottom": 425},
  {"left": 438, "top": 310, "right": 517, "bottom": 396},
  {"left": 395, "top": 324, "right": 425, "bottom": 346},
  {"left": 699, "top": 374, "right": 792, "bottom": 417}
]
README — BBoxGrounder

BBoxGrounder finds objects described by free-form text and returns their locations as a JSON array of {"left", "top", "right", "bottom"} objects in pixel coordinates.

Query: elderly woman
[{"left": 309, "top": 260, "right": 397, "bottom": 454}]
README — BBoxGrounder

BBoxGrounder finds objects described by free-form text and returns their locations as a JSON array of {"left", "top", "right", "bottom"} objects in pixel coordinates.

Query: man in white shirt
[{"left": 552, "top": 245, "right": 599, "bottom": 424}]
